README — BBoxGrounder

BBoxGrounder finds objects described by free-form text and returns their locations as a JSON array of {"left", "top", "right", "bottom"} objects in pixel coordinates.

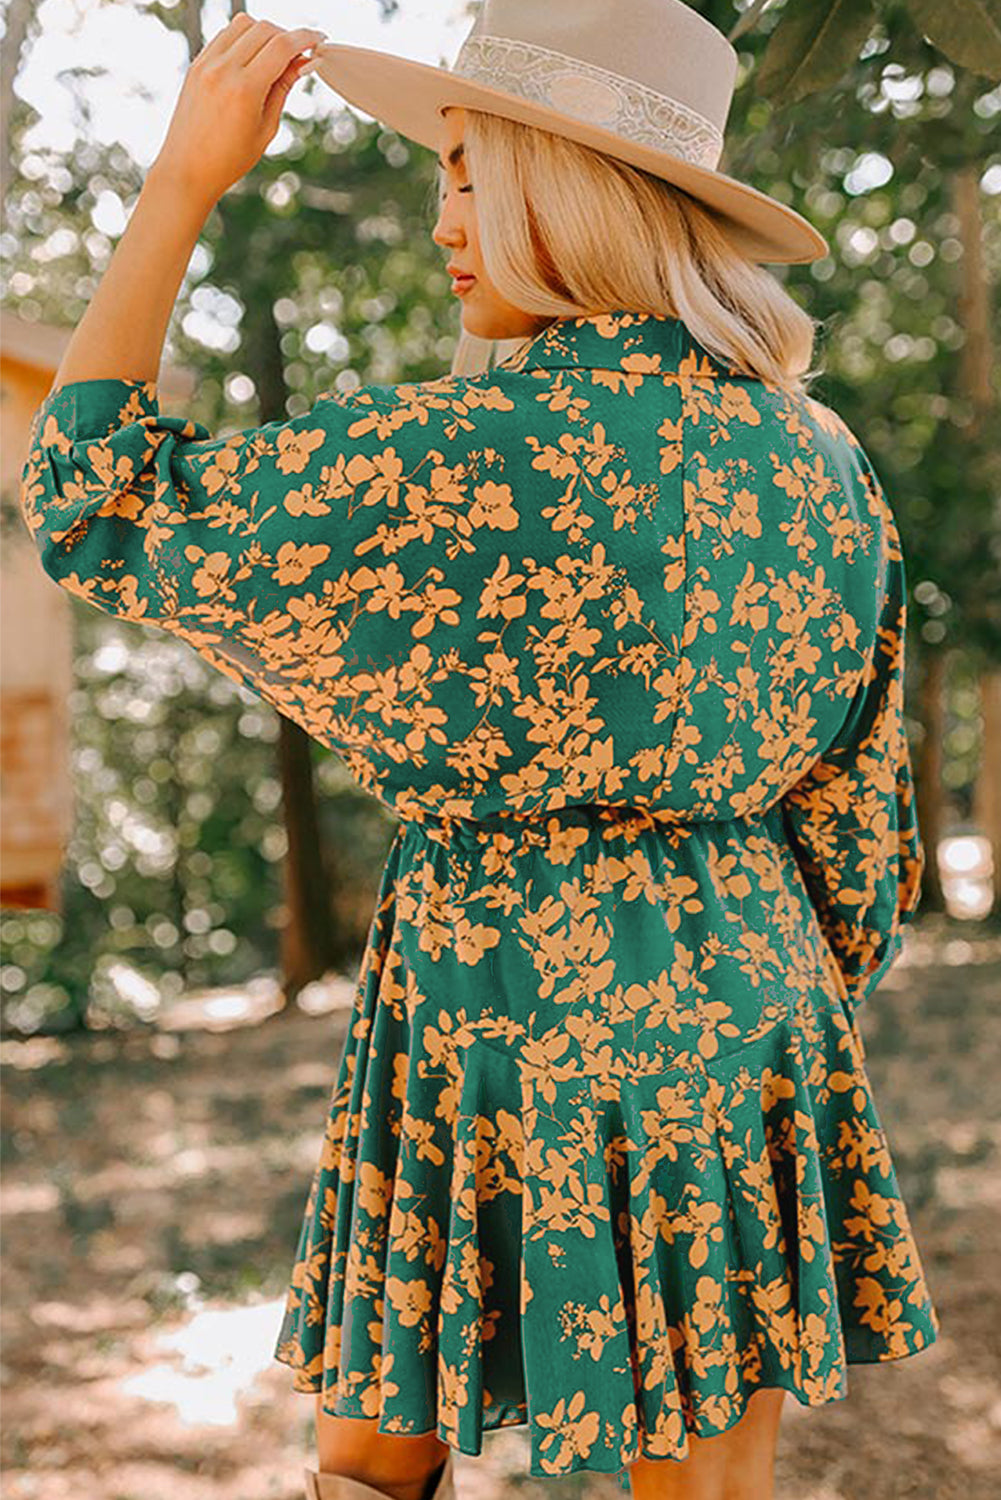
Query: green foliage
[
  {"left": 756, "top": 0, "right": 877, "bottom": 104},
  {"left": 1, "top": 604, "right": 284, "bottom": 1031},
  {"left": 906, "top": 0, "right": 1001, "bottom": 78},
  {"left": 754, "top": 0, "right": 1001, "bottom": 106}
]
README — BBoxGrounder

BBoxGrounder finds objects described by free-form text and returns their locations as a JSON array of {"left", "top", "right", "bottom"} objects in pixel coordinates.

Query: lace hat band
[
  {"left": 453, "top": 34, "right": 725, "bottom": 170},
  {"left": 311, "top": 0, "right": 828, "bottom": 265}
]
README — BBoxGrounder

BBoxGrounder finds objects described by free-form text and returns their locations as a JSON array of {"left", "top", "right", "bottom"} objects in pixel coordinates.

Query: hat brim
[{"left": 311, "top": 42, "right": 829, "bottom": 265}]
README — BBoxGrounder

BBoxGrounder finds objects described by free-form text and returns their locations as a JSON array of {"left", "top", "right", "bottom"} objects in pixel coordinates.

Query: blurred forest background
[
  {"left": 1, "top": 0, "right": 999, "bottom": 1032},
  {"left": 1, "top": 2, "right": 1000, "bottom": 1497}
]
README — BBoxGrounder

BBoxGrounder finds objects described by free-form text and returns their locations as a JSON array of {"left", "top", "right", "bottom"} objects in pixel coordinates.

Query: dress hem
[{"left": 272, "top": 1322, "right": 939, "bottom": 1478}]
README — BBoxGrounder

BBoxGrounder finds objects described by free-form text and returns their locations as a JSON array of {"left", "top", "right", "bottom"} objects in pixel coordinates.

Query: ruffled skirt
[{"left": 271, "top": 804, "right": 938, "bottom": 1480}]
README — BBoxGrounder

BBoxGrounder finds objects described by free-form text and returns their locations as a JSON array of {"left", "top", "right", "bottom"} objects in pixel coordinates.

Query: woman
[{"left": 18, "top": 5, "right": 939, "bottom": 1500}]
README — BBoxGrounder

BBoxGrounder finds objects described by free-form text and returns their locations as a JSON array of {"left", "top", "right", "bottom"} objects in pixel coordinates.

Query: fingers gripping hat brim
[{"left": 310, "top": 43, "right": 829, "bottom": 265}]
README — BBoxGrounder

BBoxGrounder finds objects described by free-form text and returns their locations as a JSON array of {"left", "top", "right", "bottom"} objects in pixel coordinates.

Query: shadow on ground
[{"left": 1, "top": 914, "right": 998, "bottom": 1499}]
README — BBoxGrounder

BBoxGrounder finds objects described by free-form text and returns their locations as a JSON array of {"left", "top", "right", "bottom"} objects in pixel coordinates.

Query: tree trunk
[
  {"left": 952, "top": 163, "right": 997, "bottom": 917},
  {"left": 952, "top": 165, "right": 993, "bottom": 436},
  {"left": 243, "top": 293, "right": 338, "bottom": 1008},
  {"left": 972, "top": 668, "right": 1001, "bottom": 919},
  {"left": 179, "top": 0, "right": 204, "bottom": 60},
  {"left": 277, "top": 717, "right": 338, "bottom": 1004},
  {"left": 915, "top": 650, "right": 947, "bottom": 913}
]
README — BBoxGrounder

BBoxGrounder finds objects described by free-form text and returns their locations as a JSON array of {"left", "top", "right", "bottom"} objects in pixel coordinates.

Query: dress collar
[{"left": 493, "top": 307, "right": 742, "bottom": 380}]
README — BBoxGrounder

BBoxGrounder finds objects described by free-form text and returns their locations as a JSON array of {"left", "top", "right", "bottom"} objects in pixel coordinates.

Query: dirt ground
[{"left": 1, "top": 913, "right": 999, "bottom": 1500}]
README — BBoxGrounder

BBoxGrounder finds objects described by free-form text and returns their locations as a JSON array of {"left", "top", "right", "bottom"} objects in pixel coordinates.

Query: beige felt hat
[{"left": 311, "top": 0, "right": 828, "bottom": 265}]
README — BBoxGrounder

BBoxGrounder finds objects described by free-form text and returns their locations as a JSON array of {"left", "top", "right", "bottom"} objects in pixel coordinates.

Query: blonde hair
[{"left": 439, "top": 108, "right": 824, "bottom": 394}]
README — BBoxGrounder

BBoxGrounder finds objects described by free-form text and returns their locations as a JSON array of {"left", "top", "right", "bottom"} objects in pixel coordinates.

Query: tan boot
[{"left": 303, "top": 1450, "right": 455, "bottom": 1500}]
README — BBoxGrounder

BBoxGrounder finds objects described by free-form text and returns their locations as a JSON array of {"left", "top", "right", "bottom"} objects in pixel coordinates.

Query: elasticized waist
[{"left": 398, "top": 800, "right": 765, "bottom": 853}]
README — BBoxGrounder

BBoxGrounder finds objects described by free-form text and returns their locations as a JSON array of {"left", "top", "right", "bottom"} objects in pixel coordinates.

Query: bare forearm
[{"left": 49, "top": 168, "right": 216, "bottom": 395}]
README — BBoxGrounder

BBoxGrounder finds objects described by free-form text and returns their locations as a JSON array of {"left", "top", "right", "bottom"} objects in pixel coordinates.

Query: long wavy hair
[{"left": 438, "top": 107, "right": 823, "bottom": 394}]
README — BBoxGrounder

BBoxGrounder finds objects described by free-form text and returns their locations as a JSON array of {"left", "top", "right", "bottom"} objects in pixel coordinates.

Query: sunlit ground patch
[{"left": 119, "top": 1297, "right": 288, "bottom": 1426}]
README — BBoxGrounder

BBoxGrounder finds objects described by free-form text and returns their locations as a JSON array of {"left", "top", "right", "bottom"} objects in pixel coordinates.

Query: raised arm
[{"left": 46, "top": 12, "right": 325, "bottom": 393}]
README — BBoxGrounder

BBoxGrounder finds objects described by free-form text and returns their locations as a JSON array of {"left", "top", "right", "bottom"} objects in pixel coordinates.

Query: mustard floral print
[{"left": 19, "top": 309, "right": 938, "bottom": 1482}]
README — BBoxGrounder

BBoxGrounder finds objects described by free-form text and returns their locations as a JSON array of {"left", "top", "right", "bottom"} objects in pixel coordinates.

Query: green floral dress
[{"left": 19, "top": 309, "right": 938, "bottom": 1482}]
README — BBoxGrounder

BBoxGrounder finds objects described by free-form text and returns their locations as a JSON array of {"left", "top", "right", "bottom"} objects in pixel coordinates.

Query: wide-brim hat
[{"left": 311, "top": 0, "right": 828, "bottom": 265}]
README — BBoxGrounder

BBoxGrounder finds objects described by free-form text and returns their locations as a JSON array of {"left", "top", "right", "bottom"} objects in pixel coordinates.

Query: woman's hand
[{"left": 150, "top": 11, "right": 328, "bottom": 207}]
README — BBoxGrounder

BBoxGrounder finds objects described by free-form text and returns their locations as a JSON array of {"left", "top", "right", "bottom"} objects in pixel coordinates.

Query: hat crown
[{"left": 451, "top": 0, "right": 738, "bottom": 170}]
